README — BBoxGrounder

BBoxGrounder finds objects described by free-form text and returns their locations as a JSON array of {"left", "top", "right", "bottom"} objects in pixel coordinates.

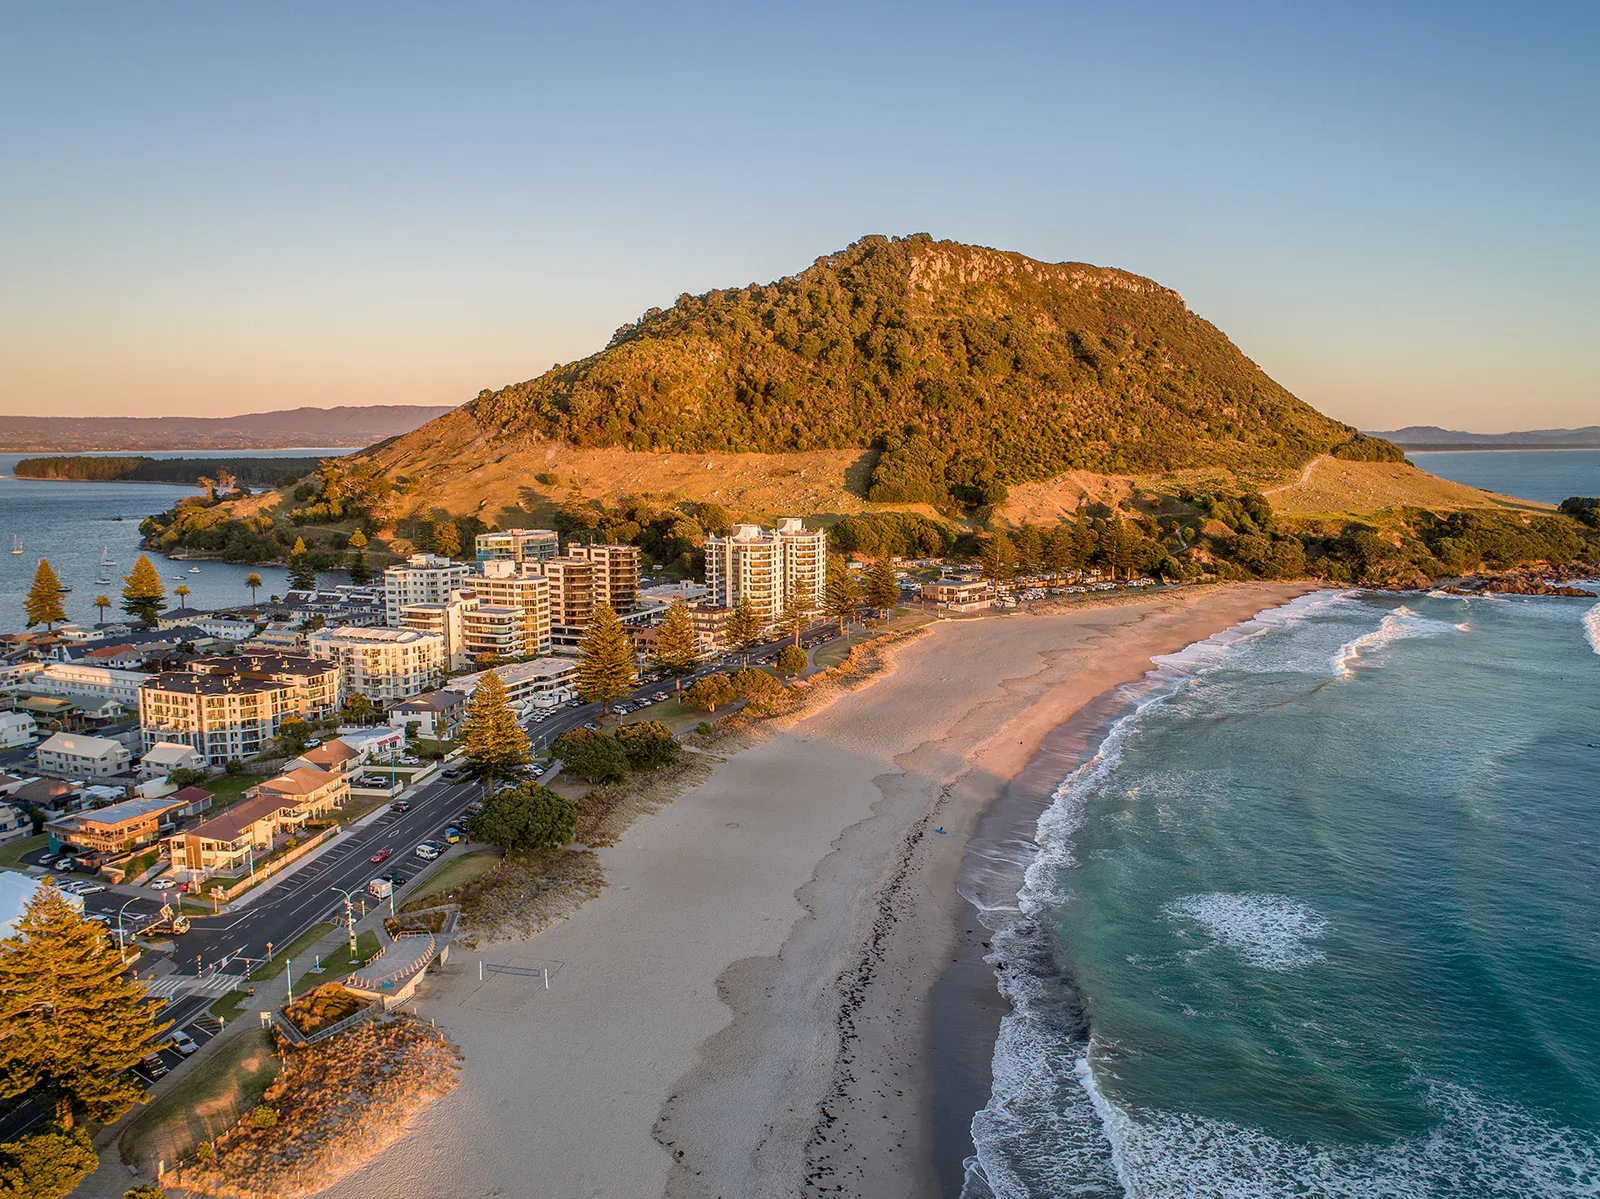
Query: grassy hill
[{"left": 381, "top": 234, "right": 1392, "bottom": 510}]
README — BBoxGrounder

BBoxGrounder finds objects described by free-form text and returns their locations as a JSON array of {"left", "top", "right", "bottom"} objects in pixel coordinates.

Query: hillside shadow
[{"left": 844, "top": 449, "right": 879, "bottom": 499}]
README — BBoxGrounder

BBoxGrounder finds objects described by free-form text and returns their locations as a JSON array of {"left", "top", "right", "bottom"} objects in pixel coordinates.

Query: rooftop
[
  {"left": 142, "top": 671, "right": 287, "bottom": 696},
  {"left": 311, "top": 626, "right": 442, "bottom": 645},
  {"left": 183, "top": 790, "right": 291, "bottom": 843},
  {"left": 259, "top": 765, "right": 340, "bottom": 796},
  {"left": 63, "top": 793, "right": 190, "bottom": 827},
  {"left": 388, "top": 690, "right": 465, "bottom": 713},
  {"left": 37, "top": 731, "right": 125, "bottom": 756}
]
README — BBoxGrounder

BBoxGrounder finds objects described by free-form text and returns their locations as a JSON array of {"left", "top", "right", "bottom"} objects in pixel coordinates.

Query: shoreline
[{"left": 308, "top": 582, "right": 1316, "bottom": 1199}]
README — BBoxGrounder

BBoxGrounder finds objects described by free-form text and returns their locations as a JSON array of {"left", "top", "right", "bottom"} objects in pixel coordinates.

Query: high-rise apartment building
[
  {"left": 466, "top": 561, "right": 552, "bottom": 655},
  {"left": 564, "top": 543, "right": 642, "bottom": 613},
  {"left": 475, "top": 528, "right": 560, "bottom": 568},
  {"left": 308, "top": 626, "right": 446, "bottom": 703},
  {"left": 704, "top": 518, "right": 828, "bottom": 630},
  {"left": 383, "top": 553, "right": 470, "bottom": 626},
  {"left": 539, "top": 557, "right": 596, "bottom": 630}
]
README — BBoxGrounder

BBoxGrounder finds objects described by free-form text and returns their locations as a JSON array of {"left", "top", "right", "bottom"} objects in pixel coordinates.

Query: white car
[
  {"left": 413, "top": 842, "right": 441, "bottom": 861},
  {"left": 73, "top": 882, "right": 107, "bottom": 895}
]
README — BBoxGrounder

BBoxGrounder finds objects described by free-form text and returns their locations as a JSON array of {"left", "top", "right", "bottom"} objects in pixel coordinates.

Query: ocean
[
  {"left": 961, "top": 588, "right": 1600, "bottom": 1197},
  {"left": 0, "top": 449, "right": 355, "bottom": 635},
  {"left": 1408, "top": 448, "right": 1600, "bottom": 506}
]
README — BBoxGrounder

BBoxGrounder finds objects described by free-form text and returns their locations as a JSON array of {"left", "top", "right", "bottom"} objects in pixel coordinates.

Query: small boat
[
  {"left": 9, "top": 535, "right": 20, "bottom": 555},
  {"left": 99, "top": 547, "right": 117, "bottom": 568},
  {"left": 188, "top": 566, "right": 201, "bottom": 574}
]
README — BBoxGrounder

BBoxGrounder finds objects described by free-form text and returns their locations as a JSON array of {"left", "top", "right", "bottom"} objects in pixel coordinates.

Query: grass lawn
[
  {"left": 399, "top": 850, "right": 501, "bottom": 911},
  {"left": 248, "top": 921, "right": 335, "bottom": 980},
  {"left": 338, "top": 792, "right": 392, "bottom": 825},
  {"left": 411, "top": 737, "right": 458, "bottom": 757},
  {"left": 209, "top": 989, "right": 250, "bottom": 1022},
  {"left": 119, "top": 1026, "right": 278, "bottom": 1171},
  {"left": 313, "top": 929, "right": 383, "bottom": 979},
  {"left": 0, "top": 833, "right": 44, "bottom": 872},
  {"left": 199, "top": 773, "right": 270, "bottom": 812},
  {"left": 617, "top": 697, "right": 703, "bottom": 735}
]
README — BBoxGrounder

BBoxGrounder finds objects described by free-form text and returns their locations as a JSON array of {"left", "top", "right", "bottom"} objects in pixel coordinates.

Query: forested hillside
[{"left": 456, "top": 234, "right": 1389, "bottom": 504}]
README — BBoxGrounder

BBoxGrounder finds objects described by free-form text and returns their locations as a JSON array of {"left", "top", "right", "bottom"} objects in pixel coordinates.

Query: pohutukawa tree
[
  {"left": 0, "top": 881, "right": 168, "bottom": 1131},
  {"left": 576, "top": 603, "right": 636, "bottom": 714},
  {"left": 23, "top": 558, "right": 67, "bottom": 630},
  {"left": 648, "top": 598, "right": 701, "bottom": 690},
  {"left": 120, "top": 554, "right": 165, "bottom": 625},
  {"left": 459, "top": 671, "right": 530, "bottom": 794}
]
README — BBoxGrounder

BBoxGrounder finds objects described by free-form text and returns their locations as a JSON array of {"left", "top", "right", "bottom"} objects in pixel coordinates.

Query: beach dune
[{"left": 316, "top": 583, "right": 1313, "bottom": 1199}]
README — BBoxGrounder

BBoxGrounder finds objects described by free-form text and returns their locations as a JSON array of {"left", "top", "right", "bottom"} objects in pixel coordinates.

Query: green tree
[
  {"left": 823, "top": 558, "right": 861, "bottom": 630},
  {"left": 0, "top": 882, "right": 168, "bottom": 1129},
  {"left": 244, "top": 572, "right": 263, "bottom": 605},
  {"left": 91, "top": 593, "right": 111, "bottom": 627},
  {"left": 274, "top": 715, "right": 314, "bottom": 757},
  {"left": 120, "top": 555, "right": 165, "bottom": 625},
  {"left": 725, "top": 596, "right": 763, "bottom": 663},
  {"left": 287, "top": 537, "right": 317, "bottom": 591},
  {"left": 981, "top": 532, "right": 1016, "bottom": 584},
  {"left": 615, "top": 720, "right": 681, "bottom": 768},
  {"left": 553, "top": 729, "right": 631, "bottom": 784},
  {"left": 1013, "top": 523, "right": 1044, "bottom": 574},
  {"left": 340, "top": 692, "right": 376, "bottom": 726},
  {"left": 682, "top": 673, "right": 736, "bottom": 713},
  {"left": 23, "top": 559, "right": 67, "bottom": 631},
  {"left": 125, "top": 1185, "right": 168, "bottom": 1199},
  {"left": 576, "top": 603, "right": 636, "bottom": 713},
  {"left": 346, "top": 549, "right": 372, "bottom": 585},
  {"left": 863, "top": 559, "right": 899, "bottom": 616},
  {"left": 432, "top": 522, "right": 461, "bottom": 558},
  {"left": 459, "top": 671, "right": 530, "bottom": 793},
  {"left": 467, "top": 781, "right": 576, "bottom": 851},
  {"left": 775, "top": 644, "right": 808, "bottom": 677},
  {"left": 779, "top": 591, "right": 813, "bottom": 646},
  {"left": 0, "top": 1124, "right": 98, "bottom": 1199},
  {"left": 648, "top": 598, "right": 701, "bottom": 690},
  {"left": 731, "top": 666, "right": 783, "bottom": 713}
]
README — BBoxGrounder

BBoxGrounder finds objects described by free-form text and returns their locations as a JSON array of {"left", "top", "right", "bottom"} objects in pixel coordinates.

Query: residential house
[
  {"left": 0, "top": 803, "right": 29, "bottom": 847},
  {"left": 137, "top": 741, "right": 207, "bottom": 780},
  {"left": 386, "top": 690, "right": 466, "bottom": 740},
  {"left": 35, "top": 732, "right": 132, "bottom": 780},
  {"left": 44, "top": 793, "right": 195, "bottom": 855},
  {"left": 0, "top": 712, "right": 36, "bottom": 749}
]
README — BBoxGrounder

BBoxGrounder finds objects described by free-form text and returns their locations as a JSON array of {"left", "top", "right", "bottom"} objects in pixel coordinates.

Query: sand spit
[{"left": 315, "top": 583, "right": 1313, "bottom": 1199}]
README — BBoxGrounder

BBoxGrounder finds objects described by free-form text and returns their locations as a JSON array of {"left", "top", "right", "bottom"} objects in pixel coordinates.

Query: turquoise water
[
  {"left": 1409, "top": 449, "right": 1600, "bottom": 506},
  {"left": 969, "top": 589, "right": 1600, "bottom": 1196}
]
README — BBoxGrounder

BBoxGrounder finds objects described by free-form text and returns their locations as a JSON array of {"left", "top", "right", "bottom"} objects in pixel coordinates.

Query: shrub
[
  {"left": 615, "top": 721, "right": 681, "bottom": 768},
  {"left": 775, "top": 645, "right": 808, "bottom": 676},
  {"left": 250, "top": 1104, "right": 279, "bottom": 1129},
  {"left": 552, "top": 730, "right": 631, "bottom": 784},
  {"left": 682, "top": 674, "right": 736, "bottom": 713},
  {"left": 466, "top": 782, "right": 576, "bottom": 852},
  {"left": 731, "top": 667, "right": 783, "bottom": 713}
]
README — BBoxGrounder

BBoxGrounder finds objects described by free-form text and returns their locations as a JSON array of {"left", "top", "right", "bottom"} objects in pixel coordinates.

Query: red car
[{"left": 369, "top": 848, "right": 392, "bottom": 864}]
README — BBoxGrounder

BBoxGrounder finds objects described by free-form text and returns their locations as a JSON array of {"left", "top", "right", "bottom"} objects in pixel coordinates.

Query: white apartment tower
[
  {"left": 466, "top": 561, "right": 553, "bottom": 655},
  {"left": 475, "top": 528, "right": 560, "bottom": 568},
  {"left": 308, "top": 626, "right": 446, "bottom": 703},
  {"left": 704, "top": 518, "right": 828, "bottom": 630},
  {"left": 383, "top": 553, "right": 470, "bottom": 626}
]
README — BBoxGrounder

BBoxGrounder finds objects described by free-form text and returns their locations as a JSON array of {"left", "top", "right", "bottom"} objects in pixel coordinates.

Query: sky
[{"left": 1, "top": 2, "right": 1595, "bottom": 432}]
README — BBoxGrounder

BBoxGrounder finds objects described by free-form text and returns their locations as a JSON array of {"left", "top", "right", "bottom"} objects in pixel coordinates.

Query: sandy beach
[{"left": 316, "top": 582, "right": 1315, "bottom": 1199}]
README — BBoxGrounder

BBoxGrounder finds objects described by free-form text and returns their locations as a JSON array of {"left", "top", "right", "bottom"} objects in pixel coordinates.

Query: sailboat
[{"left": 10, "top": 535, "right": 20, "bottom": 555}]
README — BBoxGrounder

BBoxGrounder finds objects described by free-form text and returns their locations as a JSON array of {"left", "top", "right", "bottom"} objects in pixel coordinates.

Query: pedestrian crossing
[{"left": 141, "top": 973, "right": 244, "bottom": 999}]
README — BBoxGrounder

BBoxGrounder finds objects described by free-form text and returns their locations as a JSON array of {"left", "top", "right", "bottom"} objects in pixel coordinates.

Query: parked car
[
  {"left": 71, "top": 881, "right": 107, "bottom": 895},
  {"left": 369, "top": 848, "right": 392, "bottom": 864},
  {"left": 441, "top": 827, "right": 463, "bottom": 844},
  {"left": 413, "top": 842, "right": 441, "bottom": 860},
  {"left": 37, "top": 853, "right": 58, "bottom": 867},
  {"left": 169, "top": 1030, "right": 199, "bottom": 1056},
  {"left": 390, "top": 800, "right": 411, "bottom": 813},
  {"left": 54, "top": 859, "right": 76, "bottom": 873},
  {"left": 140, "top": 1053, "right": 169, "bottom": 1079},
  {"left": 442, "top": 767, "right": 465, "bottom": 781}
]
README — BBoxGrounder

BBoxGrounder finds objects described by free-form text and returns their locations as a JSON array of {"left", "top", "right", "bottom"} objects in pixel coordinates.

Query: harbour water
[
  {"left": 1408, "top": 448, "right": 1600, "bottom": 506},
  {"left": 0, "top": 450, "right": 354, "bottom": 634},
  {"left": 961, "top": 588, "right": 1600, "bottom": 1197}
]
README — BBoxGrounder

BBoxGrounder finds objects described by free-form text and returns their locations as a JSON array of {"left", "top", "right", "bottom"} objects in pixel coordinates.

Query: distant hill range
[
  {"left": 1369, "top": 426, "right": 1600, "bottom": 451},
  {"left": 0, "top": 404, "right": 454, "bottom": 453}
]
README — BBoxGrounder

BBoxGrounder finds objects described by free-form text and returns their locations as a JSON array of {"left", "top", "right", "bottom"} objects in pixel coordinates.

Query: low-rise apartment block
[
  {"left": 35, "top": 732, "right": 132, "bottom": 780},
  {"left": 138, "top": 654, "right": 340, "bottom": 766},
  {"left": 308, "top": 625, "right": 445, "bottom": 704},
  {"left": 445, "top": 657, "right": 579, "bottom": 716},
  {"left": 44, "top": 792, "right": 199, "bottom": 856}
]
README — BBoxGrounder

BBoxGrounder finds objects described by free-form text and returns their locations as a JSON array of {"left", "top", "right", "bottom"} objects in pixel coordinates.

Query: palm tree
[
  {"left": 173, "top": 584, "right": 192, "bottom": 611},
  {"left": 245, "top": 572, "right": 262, "bottom": 606},
  {"left": 92, "top": 594, "right": 111, "bottom": 627}
]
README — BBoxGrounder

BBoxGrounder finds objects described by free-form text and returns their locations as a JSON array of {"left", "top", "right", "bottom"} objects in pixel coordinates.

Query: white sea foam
[
  {"left": 1163, "top": 892, "right": 1329, "bottom": 971},
  {"left": 1331, "top": 604, "right": 1467, "bottom": 677},
  {"left": 1584, "top": 602, "right": 1600, "bottom": 656},
  {"left": 1073, "top": 1052, "right": 1600, "bottom": 1198}
]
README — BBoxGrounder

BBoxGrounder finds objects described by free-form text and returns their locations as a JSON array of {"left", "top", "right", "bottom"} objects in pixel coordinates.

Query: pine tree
[
  {"left": 725, "top": 596, "right": 763, "bottom": 662},
  {"left": 0, "top": 882, "right": 168, "bottom": 1129},
  {"left": 823, "top": 558, "right": 861, "bottom": 630},
  {"left": 120, "top": 555, "right": 165, "bottom": 625},
  {"left": 287, "top": 537, "right": 317, "bottom": 591},
  {"left": 348, "top": 529, "right": 368, "bottom": 551},
  {"left": 0, "top": 1124, "right": 98, "bottom": 1197},
  {"left": 649, "top": 598, "right": 701, "bottom": 689},
  {"left": 347, "top": 551, "right": 371, "bottom": 585},
  {"left": 1014, "top": 523, "right": 1044, "bottom": 574},
  {"left": 23, "top": 559, "right": 66, "bottom": 631},
  {"left": 576, "top": 602, "right": 636, "bottom": 713},
  {"left": 864, "top": 559, "right": 899, "bottom": 616},
  {"left": 779, "top": 591, "right": 813, "bottom": 646},
  {"left": 459, "top": 671, "right": 529, "bottom": 793},
  {"left": 432, "top": 522, "right": 461, "bottom": 558},
  {"left": 981, "top": 533, "right": 1016, "bottom": 584}
]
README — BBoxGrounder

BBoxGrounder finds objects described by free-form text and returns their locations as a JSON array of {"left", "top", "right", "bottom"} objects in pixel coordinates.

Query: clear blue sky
[{"left": 2, "top": 2, "right": 1595, "bottom": 430}]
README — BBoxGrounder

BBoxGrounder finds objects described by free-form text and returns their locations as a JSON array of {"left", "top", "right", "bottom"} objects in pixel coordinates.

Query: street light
[
  {"left": 329, "top": 886, "right": 359, "bottom": 959},
  {"left": 114, "top": 897, "right": 139, "bottom": 963}
]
